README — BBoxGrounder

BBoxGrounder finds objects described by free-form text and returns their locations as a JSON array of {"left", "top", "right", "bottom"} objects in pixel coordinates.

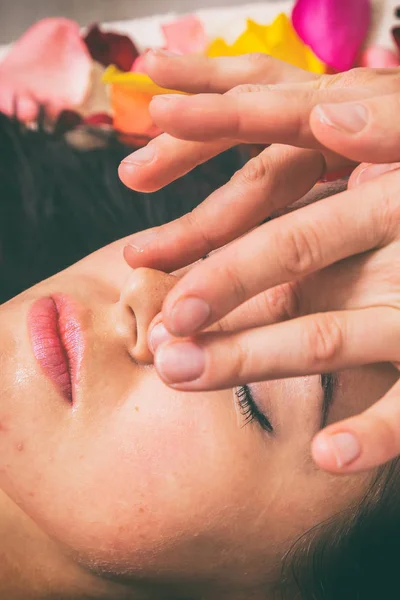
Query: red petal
[
  {"left": 0, "top": 18, "right": 92, "bottom": 121},
  {"left": 84, "top": 24, "right": 139, "bottom": 71},
  {"left": 54, "top": 110, "right": 83, "bottom": 135},
  {"left": 85, "top": 113, "right": 113, "bottom": 126},
  {"left": 292, "top": 0, "right": 371, "bottom": 71}
]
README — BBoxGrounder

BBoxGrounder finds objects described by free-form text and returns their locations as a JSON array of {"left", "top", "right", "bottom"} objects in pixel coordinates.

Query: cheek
[{"left": 5, "top": 374, "right": 265, "bottom": 577}]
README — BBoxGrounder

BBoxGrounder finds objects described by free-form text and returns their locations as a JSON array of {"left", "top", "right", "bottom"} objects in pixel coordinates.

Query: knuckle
[
  {"left": 303, "top": 313, "right": 344, "bottom": 367},
  {"left": 239, "top": 155, "right": 271, "bottom": 185},
  {"left": 246, "top": 52, "right": 272, "bottom": 67},
  {"left": 233, "top": 337, "right": 256, "bottom": 382},
  {"left": 260, "top": 281, "right": 301, "bottom": 322},
  {"left": 371, "top": 182, "right": 400, "bottom": 243},
  {"left": 277, "top": 224, "right": 322, "bottom": 278},
  {"left": 227, "top": 83, "right": 266, "bottom": 96},
  {"left": 224, "top": 263, "right": 248, "bottom": 306},
  {"left": 313, "top": 69, "right": 369, "bottom": 91},
  {"left": 184, "top": 210, "right": 214, "bottom": 255}
]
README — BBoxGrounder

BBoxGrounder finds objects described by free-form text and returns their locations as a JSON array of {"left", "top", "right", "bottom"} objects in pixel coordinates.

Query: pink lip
[{"left": 28, "top": 295, "right": 84, "bottom": 403}]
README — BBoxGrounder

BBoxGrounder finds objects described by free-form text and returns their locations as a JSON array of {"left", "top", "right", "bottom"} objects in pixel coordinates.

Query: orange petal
[{"left": 111, "top": 84, "right": 160, "bottom": 137}]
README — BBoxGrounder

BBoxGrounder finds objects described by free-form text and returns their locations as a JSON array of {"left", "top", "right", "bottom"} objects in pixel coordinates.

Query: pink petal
[
  {"left": 0, "top": 18, "right": 92, "bottom": 121},
  {"left": 292, "top": 0, "right": 371, "bottom": 71},
  {"left": 359, "top": 45, "right": 400, "bottom": 68},
  {"left": 161, "top": 15, "right": 207, "bottom": 54}
]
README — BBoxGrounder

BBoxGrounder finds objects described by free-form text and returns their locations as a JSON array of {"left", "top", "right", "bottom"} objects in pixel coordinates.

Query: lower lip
[{"left": 28, "top": 296, "right": 84, "bottom": 403}]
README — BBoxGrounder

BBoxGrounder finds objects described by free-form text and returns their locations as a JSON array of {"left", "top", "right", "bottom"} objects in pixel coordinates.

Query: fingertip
[
  {"left": 311, "top": 433, "right": 341, "bottom": 472},
  {"left": 123, "top": 243, "right": 144, "bottom": 268},
  {"left": 312, "top": 431, "right": 361, "bottom": 473},
  {"left": 118, "top": 162, "right": 156, "bottom": 193}
]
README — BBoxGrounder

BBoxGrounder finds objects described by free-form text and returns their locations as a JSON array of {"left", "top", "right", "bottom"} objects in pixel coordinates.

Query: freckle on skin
[
  {"left": 135, "top": 406, "right": 139, "bottom": 412},
  {"left": 139, "top": 507, "right": 145, "bottom": 513}
]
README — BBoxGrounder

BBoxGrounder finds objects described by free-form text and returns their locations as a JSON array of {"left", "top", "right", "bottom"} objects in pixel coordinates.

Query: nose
[{"left": 117, "top": 268, "right": 177, "bottom": 364}]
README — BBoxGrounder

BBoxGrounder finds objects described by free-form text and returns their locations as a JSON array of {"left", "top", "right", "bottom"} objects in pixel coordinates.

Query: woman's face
[{"left": 0, "top": 235, "right": 397, "bottom": 597}]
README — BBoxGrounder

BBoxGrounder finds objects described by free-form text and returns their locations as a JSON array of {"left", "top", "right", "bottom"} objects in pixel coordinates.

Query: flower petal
[
  {"left": 292, "top": 0, "right": 371, "bottom": 71},
  {"left": 161, "top": 15, "right": 207, "bottom": 54},
  {"left": 207, "top": 14, "right": 325, "bottom": 74},
  {"left": 84, "top": 24, "right": 139, "bottom": 71},
  {"left": 359, "top": 45, "right": 400, "bottom": 68},
  {"left": 111, "top": 85, "right": 161, "bottom": 137},
  {"left": 0, "top": 18, "right": 92, "bottom": 120},
  {"left": 103, "top": 66, "right": 186, "bottom": 95}
]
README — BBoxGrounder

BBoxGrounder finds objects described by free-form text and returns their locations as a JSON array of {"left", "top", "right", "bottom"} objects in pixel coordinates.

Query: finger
[
  {"left": 160, "top": 169, "right": 400, "bottom": 337},
  {"left": 149, "top": 85, "right": 378, "bottom": 145},
  {"left": 123, "top": 146, "right": 325, "bottom": 271},
  {"left": 312, "top": 377, "right": 400, "bottom": 473},
  {"left": 348, "top": 161, "right": 400, "bottom": 189},
  {"left": 152, "top": 306, "right": 400, "bottom": 389},
  {"left": 118, "top": 132, "right": 236, "bottom": 192},
  {"left": 311, "top": 92, "right": 400, "bottom": 163},
  {"left": 144, "top": 50, "right": 318, "bottom": 94}
]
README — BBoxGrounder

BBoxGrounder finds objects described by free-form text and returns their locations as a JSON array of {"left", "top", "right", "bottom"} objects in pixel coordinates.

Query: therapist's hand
[
  {"left": 154, "top": 164, "right": 400, "bottom": 477},
  {"left": 119, "top": 53, "right": 400, "bottom": 474},
  {"left": 119, "top": 53, "right": 399, "bottom": 273}
]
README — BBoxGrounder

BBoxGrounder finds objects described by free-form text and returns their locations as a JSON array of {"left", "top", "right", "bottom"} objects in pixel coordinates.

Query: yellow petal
[
  {"left": 206, "top": 13, "right": 325, "bottom": 74},
  {"left": 207, "top": 38, "right": 235, "bottom": 58},
  {"left": 103, "top": 65, "right": 187, "bottom": 96}
]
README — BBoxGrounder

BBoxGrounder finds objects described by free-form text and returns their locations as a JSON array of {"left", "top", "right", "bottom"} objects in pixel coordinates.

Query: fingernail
[
  {"left": 329, "top": 432, "right": 361, "bottom": 468},
  {"left": 148, "top": 323, "right": 172, "bottom": 354},
  {"left": 316, "top": 102, "right": 368, "bottom": 134},
  {"left": 170, "top": 297, "right": 211, "bottom": 336},
  {"left": 122, "top": 144, "right": 155, "bottom": 166},
  {"left": 155, "top": 342, "right": 205, "bottom": 383},
  {"left": 149, "top": 48, "right": 178, "bottom": 57},
  {"left": 356, "top": 162, "right": 400, "bottom": 185}
]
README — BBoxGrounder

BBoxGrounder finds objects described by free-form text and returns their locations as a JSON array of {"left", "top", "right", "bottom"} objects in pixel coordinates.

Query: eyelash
[
  {"left": 235, "top": 385, "right": 273, "bottom": 433},
  {"left": 200, "top": 255, "right": 273, "bottom": 433}
]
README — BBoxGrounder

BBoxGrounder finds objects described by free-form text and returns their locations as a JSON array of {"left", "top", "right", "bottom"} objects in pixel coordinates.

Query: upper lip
[{"left": 28, "top": 294, "right": 85, "bottom": 404}]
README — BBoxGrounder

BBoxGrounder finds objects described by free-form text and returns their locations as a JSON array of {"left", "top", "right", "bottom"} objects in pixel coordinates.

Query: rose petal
[
  {"left": 292, "top": 0, "right": 371, "bottom": 71},
  {"left": 161, "top": 15, "right": 207, "bottom": 54},
  {"left": 85, "top": 113, "right": 113, "bottom": 126},
  {"left": 111, "top": 84, "right": 161, "bottom": 137},
  {"left": 359, "top": 45, "right": 400, "bottom": 68},
  {"left": 84, "top": 24, "right": 139, "bottom": 71},
  {"left": 103, "top": 66, "right": 184, "bottom": 96},
  {"left": 0, "top": 18, "right": 92, "bottom": 121},
  {"left": 392, "top": 26, "right": 400, "bottom": 53},
  {"left": 54, "top": 110, "right": 83, "bottom": 135},
  {"left": 207, "top": 14, "right": 325, "bottom": 74}
]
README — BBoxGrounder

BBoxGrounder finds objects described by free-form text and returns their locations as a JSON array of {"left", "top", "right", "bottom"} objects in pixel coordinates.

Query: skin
[
  {"left": 0, "top": 233, "right": 398, "bottom": 600},
  {"left": 117, "top": 53, "right": 400, "bottom": 474}
]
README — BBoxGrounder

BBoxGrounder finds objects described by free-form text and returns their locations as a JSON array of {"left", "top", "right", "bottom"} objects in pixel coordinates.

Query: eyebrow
[{"left": 320, "top": 373, "right": 338, "bottom": 429}]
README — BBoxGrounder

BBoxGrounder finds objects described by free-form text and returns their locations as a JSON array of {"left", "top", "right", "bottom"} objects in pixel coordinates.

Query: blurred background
[{"left": 0, "top": 0, "right": 280, "bottom": 43}]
